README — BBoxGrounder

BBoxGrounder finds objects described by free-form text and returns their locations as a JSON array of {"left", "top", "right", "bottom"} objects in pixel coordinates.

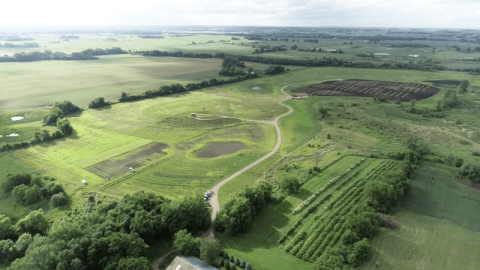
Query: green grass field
[
  {"left": 359, "top": 211, "right": 480, "bottom": 270},
  {"left": 403, "top": 164, "right": 480, "bottom": 232}
]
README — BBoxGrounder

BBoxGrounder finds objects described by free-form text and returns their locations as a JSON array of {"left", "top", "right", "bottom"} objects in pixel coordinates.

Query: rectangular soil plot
[
  {"left": 293, "top": 79, "right": 440, "bottom": 102},
  {"left": 87, "top": 142, "right": 169, "bottom": 179}
]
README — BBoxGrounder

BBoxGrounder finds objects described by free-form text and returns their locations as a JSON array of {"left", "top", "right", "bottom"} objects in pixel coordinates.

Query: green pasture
[
  {"left": 403, "top": 164, "right": 480, "bottom": 232},
  {"left": 359, "top": 211, "right": 480, "bottom": 270}
]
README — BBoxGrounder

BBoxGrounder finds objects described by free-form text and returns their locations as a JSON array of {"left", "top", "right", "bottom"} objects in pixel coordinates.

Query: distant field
[
  {"left": 0, "top": 54, "right": 304, "bottom": 111},
  {"left": 294, "top": 80, "right": 440, "bottom": 102},
  {"left": 359, "top": 211, "right": 480, "bottom": 270},
  {"left": 0, "top": 55, "right": 222, "bottom": 109}
]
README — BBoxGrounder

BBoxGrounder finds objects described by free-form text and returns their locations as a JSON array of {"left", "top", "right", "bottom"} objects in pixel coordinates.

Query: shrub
[
  {"left": 245, "top": 263, "right": 253, "bottom": 270},
  {"left": 235, "top": 258, "right": 240, "bottom": 266},
  {"left": 279, "top": 177, "right": 300, "bottom": 194},
  {"left": 89, "top": 97, "right": 108, "bottom": 108},
  {"left": 458, "top": 163, "right": 480, "bottom": 183},
  {"left": 51, "top": 193, "right": 68, "bottom": 207},
  {"left": 56, "top": 118, "right": 73, "bottom": 135},
  {"left": 3, "top": 173, "right": 32, "bottom": 192},
  {"left": 472, "top": 151, "right": 480, "bottom": 156},
  {"left": 12, "top": 184, "right": 28, "bottom": 204},
  {"left": 446, "top": 154, "right": 464, "bottom": 167}
]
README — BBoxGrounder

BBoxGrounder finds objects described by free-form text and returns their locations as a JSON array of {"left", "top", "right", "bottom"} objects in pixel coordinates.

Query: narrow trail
[{"left": 152, "top": 85, "right": 293, "bottom": 269}]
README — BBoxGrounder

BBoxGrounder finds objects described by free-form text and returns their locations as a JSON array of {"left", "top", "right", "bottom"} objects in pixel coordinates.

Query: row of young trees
[
  {"left": 0, "top": 47, "right": 127, "bottom": 62},
  {"left": 1, "top": 191, "right": 211, "bottom": 269}
]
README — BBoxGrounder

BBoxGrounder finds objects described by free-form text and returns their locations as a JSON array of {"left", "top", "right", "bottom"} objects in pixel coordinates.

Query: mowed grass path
[{"left": 359, "top": 211, "right": 480, "bottom": 270}]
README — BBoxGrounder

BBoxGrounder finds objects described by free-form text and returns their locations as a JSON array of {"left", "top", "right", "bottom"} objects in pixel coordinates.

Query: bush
[
  {"left": 406, "top": 136, "right": 429, "bottom": 155},
  {"left": 458, "top": 163, "right": 480, "bottom": 183},
  {"left": 89, "top": 97, "right": 108, "bottom": 108},
  {"left": 50, "top": 193, "right": 68, "bottom": 207},
  {"left": 472, "top": 151, "right": 480, "bottom": 156},
  {"left": 347, "top": 239, "right": 371, "bottom": 266},
  {"left": 56, "top": 118, "right": 73, "bottom": 135},
  {"left": 3, "top": 173, "right": 32, "bottom": 192},
  {"left": 446, "top": 154, "right": 464, "bottom": 167},
  {"left": 279, "top": 177, "right": 300, "bottom": 194},
  {"left": 173, "top": 229, "right": 200, "bottom": 257}
]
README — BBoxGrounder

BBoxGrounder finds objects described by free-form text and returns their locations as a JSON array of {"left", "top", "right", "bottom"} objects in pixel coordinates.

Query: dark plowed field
[{"left": 293, "top": 80, "right": 440, "bottom": 102}]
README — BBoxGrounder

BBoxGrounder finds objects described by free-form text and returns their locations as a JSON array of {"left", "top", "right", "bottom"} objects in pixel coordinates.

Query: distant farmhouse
[{"left": 166, "top": 256, "right": 219, "bottom": 270}]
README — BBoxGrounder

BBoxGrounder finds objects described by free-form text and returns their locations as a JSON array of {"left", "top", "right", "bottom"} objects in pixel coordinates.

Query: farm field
[
  {"left": 359, "top": 211, "right": 480, "bottom": 270},
  {"left": 0, "top": 54, "right": 303, "bottom": 110},
  {"left": 293, "top": 79, "right": 441, "bottom": 102}
]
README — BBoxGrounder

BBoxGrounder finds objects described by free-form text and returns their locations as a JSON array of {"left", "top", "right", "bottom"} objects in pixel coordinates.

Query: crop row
[
  {"left": 292, "top": 158, "right": 366, "bottom": 214},
  {"left": 277, "top": 219, "right": 303, "bottom": 245}
]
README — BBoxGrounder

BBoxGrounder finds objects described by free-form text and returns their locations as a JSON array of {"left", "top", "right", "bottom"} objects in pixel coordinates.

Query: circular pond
[{"left": 197, "top": 142, "right": 245, "bottom": 158}]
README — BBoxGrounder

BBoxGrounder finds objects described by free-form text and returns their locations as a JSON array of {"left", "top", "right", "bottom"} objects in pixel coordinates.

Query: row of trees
[
  {"left": 0, "top": 47, "right": 126, "bottom": 62},
  {"left": 3, "top": 191, "right": 210, "bottom": 269},
  {"left": 119, "top": 73, "right": 258, "bottom": 102},
  {"left": 0, "top": 117, "right": 73, "bottom": 153},
  {"left": 0, "top": 42, "right": 39, "bottom": 48},
  {"left": 313, "top": 137, "right": 427, "bottom": 269}
]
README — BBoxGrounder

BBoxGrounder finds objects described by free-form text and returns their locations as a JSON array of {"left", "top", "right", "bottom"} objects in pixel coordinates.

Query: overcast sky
[{"left": 1, "top": 0, "right": 479, "bottom": 29}]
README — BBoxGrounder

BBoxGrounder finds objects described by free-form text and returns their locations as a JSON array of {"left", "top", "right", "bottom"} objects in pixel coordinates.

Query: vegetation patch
[{"left": 294, "top": 80, "right": 440, "bottom": 102}]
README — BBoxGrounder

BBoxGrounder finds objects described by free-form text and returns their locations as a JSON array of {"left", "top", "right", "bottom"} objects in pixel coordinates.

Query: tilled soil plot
[
  {"left": 87, "top": 142, "right": 169, "bottom": 178},
  {"left": 294, "top": 79, "right": 440, "bottom": 102}
]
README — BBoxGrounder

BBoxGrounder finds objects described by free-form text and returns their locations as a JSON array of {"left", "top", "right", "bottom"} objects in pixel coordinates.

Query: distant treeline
[
  {"left": 0, "top": 47, "right": 127, "bottom": 62},
  {"left": 132, "top": 50, "right": 461, "bottom": 72},
  {"left": 59, "top": 35, "right": 79, "bottom": 39},
  {"left": 138, "top": 35, "right": 164, "bottom": 39},
  {"left": 0, "top": 36, "right": 34, "bottom": 41},
  {"left": 0, "top": 42, "right": 39, "bottom": 48}
]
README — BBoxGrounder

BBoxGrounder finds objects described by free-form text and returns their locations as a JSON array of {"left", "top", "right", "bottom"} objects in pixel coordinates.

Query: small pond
[{"left": 198, "top": 142, "right": 245, "bottom": 158}]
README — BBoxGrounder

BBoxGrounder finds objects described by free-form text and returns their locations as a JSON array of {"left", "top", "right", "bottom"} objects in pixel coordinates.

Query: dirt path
[
  {"left": 152, "top": 85, "right": 293, "bottom": 269},
  {"left": 209, "top": 85, "right": 293, "bottom": 220},
  {"left": 152, "top": 250, "right": 176, "bottom": 270}
]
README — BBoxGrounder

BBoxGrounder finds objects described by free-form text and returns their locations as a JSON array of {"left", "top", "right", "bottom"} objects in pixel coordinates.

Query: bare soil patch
[
  {"left": 293, "top": 79, "right": 440, "bottom": 102},
  {"left": 457, "top": 177, "right": 480, "bottom": 191},
  {"left": 424, "top": 80, "right": 461, "bottom": 86},
  {"left": 87, "top": 142, "right": 168, "bottom": 178},
  {"left": 197, "top": 142, "right": 245, "bottom": 158}
]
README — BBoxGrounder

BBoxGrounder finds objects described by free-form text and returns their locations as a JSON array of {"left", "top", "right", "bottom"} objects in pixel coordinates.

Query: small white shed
[
  {"left": 191, "top": 113, "right": 197, "bottom": 117},
  {"left": 81, "top": 180, "right": 87, "bottom": 185}
]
